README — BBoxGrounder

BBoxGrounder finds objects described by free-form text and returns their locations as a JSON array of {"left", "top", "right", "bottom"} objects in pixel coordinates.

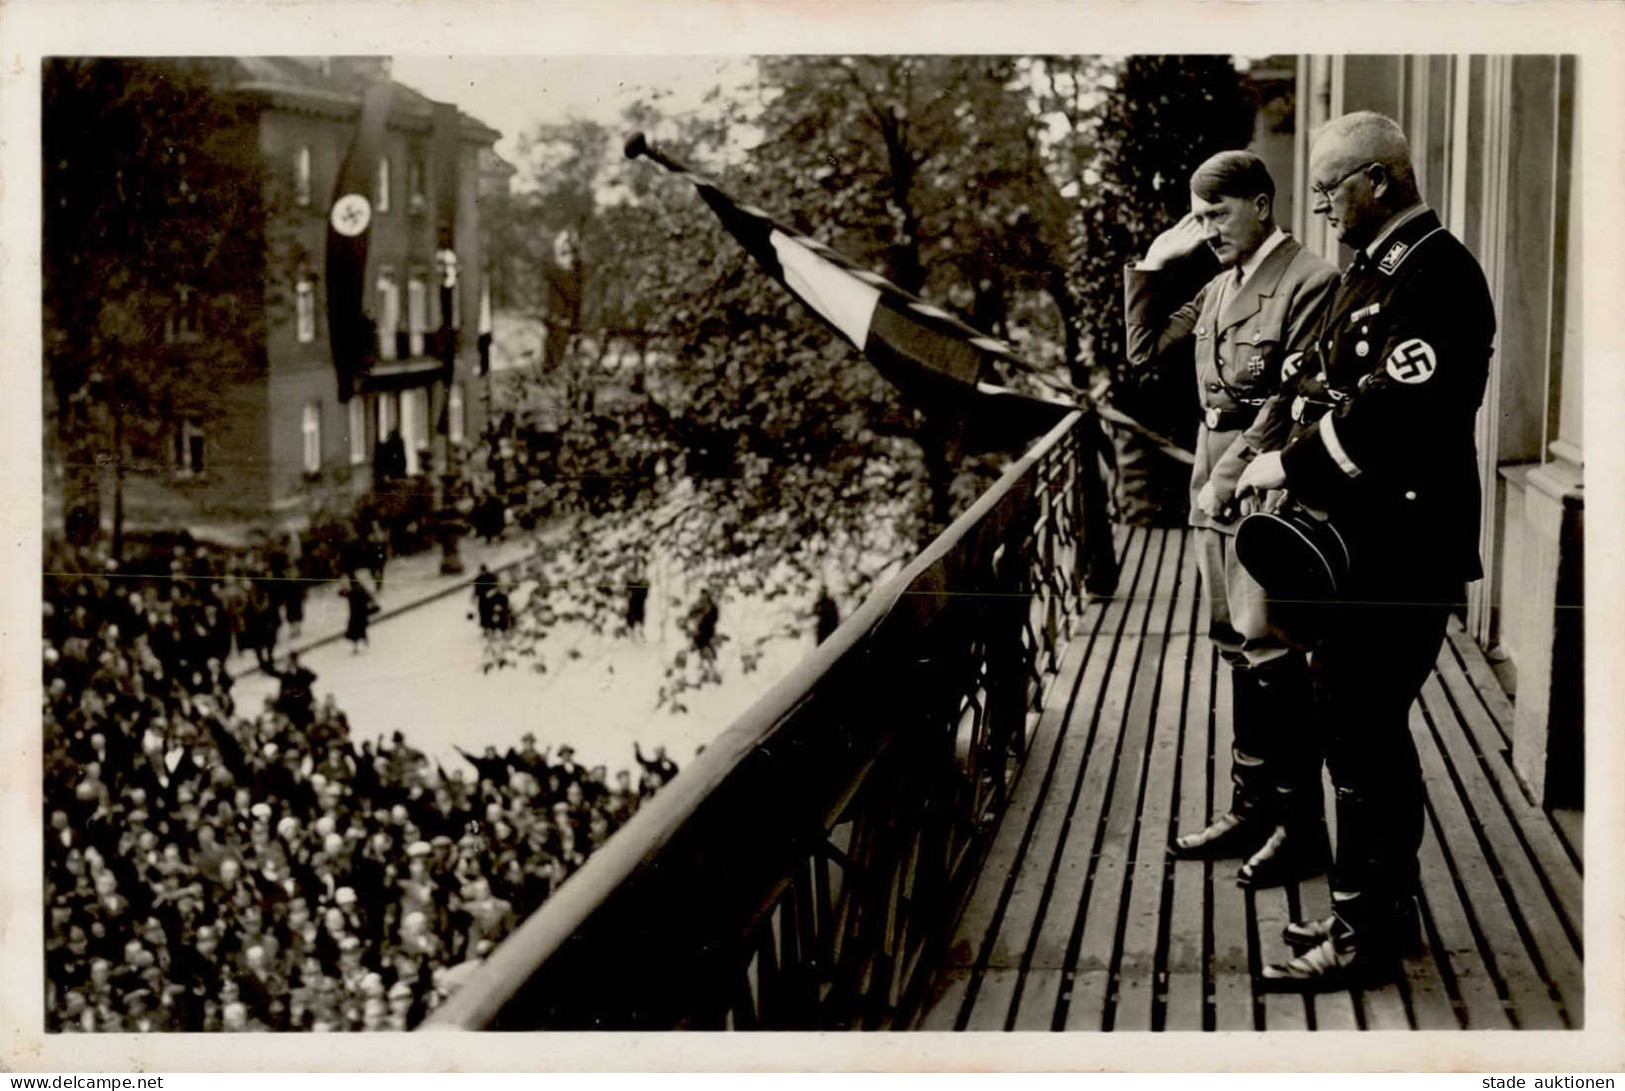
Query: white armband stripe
[{"left": 1320, "top": 414, "right": 1362, "bottom": 479}]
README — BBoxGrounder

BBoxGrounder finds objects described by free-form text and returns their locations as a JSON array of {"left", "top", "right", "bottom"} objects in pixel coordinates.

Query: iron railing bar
[{"left": 423, "top": 410, "right": 1087, "bottom": 1030}]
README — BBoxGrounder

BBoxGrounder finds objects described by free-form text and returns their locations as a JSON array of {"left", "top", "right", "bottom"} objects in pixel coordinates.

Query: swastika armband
[
  {"left": 1384, "top": 338, "right": 1437, "bottom": 384},
  {"left": 1281, "top": 351, "right": 1305, "bottom": 381}
]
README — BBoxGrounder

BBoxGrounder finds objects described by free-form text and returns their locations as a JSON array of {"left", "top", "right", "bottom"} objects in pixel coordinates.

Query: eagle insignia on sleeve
[{"left": 1385, "top": 338, "right": 1437, "bottom": 384}]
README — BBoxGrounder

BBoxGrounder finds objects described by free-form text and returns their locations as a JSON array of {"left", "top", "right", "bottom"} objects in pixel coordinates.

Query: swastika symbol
[
  {"left": 1384, "top": 338, "right": 1437, "bottom": 384},
  {"left": 330, "top": 194, "right": 372, "bottom": 238}
]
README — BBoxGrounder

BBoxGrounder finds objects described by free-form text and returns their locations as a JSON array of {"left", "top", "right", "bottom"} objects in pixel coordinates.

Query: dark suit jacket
[{"left": 1279, "top": 209, "right": 1495, "bottom": 586}]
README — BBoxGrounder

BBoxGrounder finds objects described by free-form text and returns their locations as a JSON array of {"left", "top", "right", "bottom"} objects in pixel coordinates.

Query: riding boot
[
  {"left": 1169, "top": 659, "right": 1273, "bottom": 859},
  {"left": 1235, "top": 655, "right": 1330, "bottom": 888}
]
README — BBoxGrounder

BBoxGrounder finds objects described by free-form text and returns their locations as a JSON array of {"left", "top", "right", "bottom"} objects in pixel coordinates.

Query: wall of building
[
  {"left": 255, "top": 89, "right": 498, "bottom": 527},
  {"left": 1293, "top": 54, "right": 1583, "bottom": 807}
]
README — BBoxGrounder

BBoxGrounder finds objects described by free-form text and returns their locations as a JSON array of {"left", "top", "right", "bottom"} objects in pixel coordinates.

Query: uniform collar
[
  {"left": 1364, "top": 203, "right": 1432, "bottom": 260},
  {"left": 1236, "top": 226, "right": 1288, "bottom": 289}
]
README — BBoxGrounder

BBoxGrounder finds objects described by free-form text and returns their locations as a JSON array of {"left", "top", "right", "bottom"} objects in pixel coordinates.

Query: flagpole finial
[{"left": 623, "top": 131, "right": 687, "bottom": 176}]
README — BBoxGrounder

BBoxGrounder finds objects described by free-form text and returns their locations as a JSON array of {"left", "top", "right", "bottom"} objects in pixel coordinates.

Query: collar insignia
[{"left": 1378, "top": 241, "right": 1408, "bottom": 275}]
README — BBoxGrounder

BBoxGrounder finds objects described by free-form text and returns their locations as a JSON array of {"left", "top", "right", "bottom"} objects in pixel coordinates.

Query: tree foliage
[
  {"left": 481, "top": 57, "right": 1077, "bottom": 700},
  {"left": 43, "top": 58, "right": 273, "bottom": 549},
  {"left": 482, "top": 54, "right": 1256, "bottom": 701},
  {"left": 1065, "top": 55, "right": 1252, "bottom": 425}
]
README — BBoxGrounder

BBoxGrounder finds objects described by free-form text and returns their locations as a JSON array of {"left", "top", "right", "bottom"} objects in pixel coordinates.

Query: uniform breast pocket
[
  {"left": 1235, "top": 322, "right": 1285, "bottom": 392},
  {"left": 1341, "top": 308, "right": 1387, "bottom": 374}
]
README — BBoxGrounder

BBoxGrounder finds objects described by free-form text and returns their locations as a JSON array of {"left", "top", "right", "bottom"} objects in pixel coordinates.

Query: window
[
  {"left": 174, "top": 420, "right": 204, "bottom": 476},
  {"left": 376, "top": 390, "right": 398, "bottom": 441},
  {"left": 376, "top": 156, "right": 392, "bottom": 213},
  {"left": 296, "top": 279, "right": 316, "bottom": 343},
  {"left": 376, "top": 267, "right": 400, "bottom": 360},
  {"left": 295, "top": 145, "right": 312, "bottom": 207},
  {"left": 407, "top": 274, "right": 427, "bottom": 357},
  {"left": 348, "top": 396, "right": 367, "bottom": 465},
  {"left": 401, "top": 387, "right": 428, "bottom": 476},
  {"left": 167, "top": 285, "right": 201, "bottom": 343},
  {"left": 449, "top": 383, "right": 465, "bottom": 444},
  {"left": 407, "top": 156, "right": 426, "bottom": 214},
  {"left": 302, "top": 402, "right": 322, "bottom": 475}
]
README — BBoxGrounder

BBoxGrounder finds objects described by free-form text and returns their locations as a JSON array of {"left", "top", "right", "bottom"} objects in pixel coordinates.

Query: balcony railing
[{"left": 422, "top": 409, "right": 1118, "bottom": 1031}]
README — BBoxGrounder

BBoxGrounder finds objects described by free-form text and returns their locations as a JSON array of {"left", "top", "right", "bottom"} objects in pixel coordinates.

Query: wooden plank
[
  {"left": 1254, "top": 884, "right": 1310, "bottom": 1030},
  {"left": 1360, "top": 980, "right": 1411, "bottom": 1031},
  {"left": 937, "top": 615, "right": 1100, "bottom": 967},
  {"left": 917, "top": 970, "right": 970, "bottom": 1030},
  {"left": 1445, "top": 621, "right": 1516, "bottom": 743},
  {"left": 1064, "top": 531, "right": 1185, "bottom": 1029},
  {"left": 1015, "top": 531, "right": 1165, "bottom": 1025},
  {"left": 1418, "top": 676, "right": 1583, "bottom": 1022},
  {"left": 963, "top": 968, "right": 1020, "bottom": 1032},
  {"left": 1430, "top": 653, "right": 1584, "bottom": 943},
  {"left": 1209, "top": 663, "right": 1255, "bottom": 1030},
  {"left": 1164, "top": 572, "right": 1214, "bottom": 1033},
  {"left": 938, "top": 530, "right": 1152, "bottom": 1031},
  {"left": 1410, "top": 702, "right": 1565, "bottom": 1029},
  {"left": 1551, "top": 808, "right": 1582, "bottom": 870},
  {"left": 1416, "top": 813, "right": 1509, "bottom": 1030},
  {"left": 1014, "top": 970, "right": 1065, "bottom": 1030},
  {"left": 1112, "top": 532, "right": 1198, "bottom": 1032},
  {"left": 980, "top": 529, "right": 1154, "bottom": 971},
  {"left": 1296, "top": 874, "right": 1360, "bottom": 1030},
  {"left": 1398, "top": 926, "right": 1461, "bottom": 1031}
]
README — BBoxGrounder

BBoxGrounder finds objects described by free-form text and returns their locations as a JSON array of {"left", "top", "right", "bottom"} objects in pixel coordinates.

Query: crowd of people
[{"left": 42, "top": 536, "right": 678, "bottom": 1032}]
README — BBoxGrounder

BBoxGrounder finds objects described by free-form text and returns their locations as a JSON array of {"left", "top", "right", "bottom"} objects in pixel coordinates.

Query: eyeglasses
[{"left": 1311, "top": 161, "right": 1380, "bottom": 203}]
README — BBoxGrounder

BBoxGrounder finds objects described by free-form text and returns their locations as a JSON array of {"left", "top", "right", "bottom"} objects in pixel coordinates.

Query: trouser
[
  {"left": 1195, "top": 527, "right": 1320, "bottom": 822},
  {"left": 1317, "top": 579, "right": 1458, "bottom": 931}
]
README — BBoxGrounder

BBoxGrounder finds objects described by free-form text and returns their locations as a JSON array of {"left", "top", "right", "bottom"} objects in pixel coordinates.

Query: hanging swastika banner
[
  {"left": 1385, "top": 338, "right": 1437, "bottom": 384},
  {"left": 330, "top": 194, "right": 372, "bottom": 238}
]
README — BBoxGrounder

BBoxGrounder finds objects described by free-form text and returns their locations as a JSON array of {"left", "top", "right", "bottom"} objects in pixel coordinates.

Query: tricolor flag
[
  {"left": 625, "top": 133, "right": 1078, "bottom": 452},
  {"left": 325, "top": 79, "right": 394, "bottom": 402}
]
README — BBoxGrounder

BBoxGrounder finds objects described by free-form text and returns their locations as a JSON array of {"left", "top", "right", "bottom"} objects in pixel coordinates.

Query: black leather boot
[
  {"left": 1234, "top": 656, "right": 1328, "bottom": 887},
  {"left": 1169, "top": 661, "right": 1272, "bottom": 860},
  {"left": 1283, "top": 898, "right": 1420, "bottom": 953},
  {"left": 1261, "top": 912, "right": 1406, "bottom": 991},
  {"left": 1235, "top": 818, "right": 1330, "bottom": 888}
]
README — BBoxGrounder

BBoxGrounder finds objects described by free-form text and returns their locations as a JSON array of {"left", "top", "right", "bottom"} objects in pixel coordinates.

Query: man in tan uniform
[{"left": 1124, "top": 150, "right": 1338, "bottom": 887}]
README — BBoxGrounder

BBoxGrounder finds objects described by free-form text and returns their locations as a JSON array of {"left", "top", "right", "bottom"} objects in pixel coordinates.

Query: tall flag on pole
[
  {"left": 623, "top": 132, "right": 1079, "bottom": 451},
  {"left": 432, "top": 102, "right": 461, "bottom": 434},
  {"left": 477, "top": 277, "right": 493, "bottom": 376},
  {"left": 325, "top": 78, "right": 393, "bottom": 403}
]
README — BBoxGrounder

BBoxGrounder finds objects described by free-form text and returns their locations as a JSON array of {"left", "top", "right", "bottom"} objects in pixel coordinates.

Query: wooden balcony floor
[{"left": 917, "top": 525, "right": 1583, "bottom": 1032}]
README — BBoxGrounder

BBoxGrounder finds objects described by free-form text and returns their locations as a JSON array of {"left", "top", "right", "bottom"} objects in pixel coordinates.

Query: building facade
[
  {"left": 108, "top": 57, "right": 503, "bottom": 536},
  {"left": 1274, "top": 56, "right": 1583, "bottom": 813}
]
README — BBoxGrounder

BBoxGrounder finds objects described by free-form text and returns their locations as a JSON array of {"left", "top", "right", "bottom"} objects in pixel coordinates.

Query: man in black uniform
[{"left": 1236, "top": 112, "right": 1496, "bottom": 988}]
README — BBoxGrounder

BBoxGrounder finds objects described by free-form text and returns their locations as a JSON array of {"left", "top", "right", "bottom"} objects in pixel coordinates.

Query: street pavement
[
  {"left": 232, "top": 543, "right": 818, "bottom": 783},
  {"left": 226, "top": 533, "right": 533, "bottom": 680}
]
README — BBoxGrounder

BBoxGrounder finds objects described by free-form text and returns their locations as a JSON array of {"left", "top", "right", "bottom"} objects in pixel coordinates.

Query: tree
[
  {"left": 43, "top": 58, "right": 271, "bottom": 555},
  {"left": 1060, "top": 55, "right": 1254, "bottom": 522},
  {"left": 482, "top": 57, "right": 1077, "bottom": 704}
]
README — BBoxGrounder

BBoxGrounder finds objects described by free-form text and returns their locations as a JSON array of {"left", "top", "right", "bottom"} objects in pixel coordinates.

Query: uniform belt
[
  {"left": 1290, "top": 389, "right": 1350, "bottom": 424},
  {"left": 1202, "top": 405, "right": 1258, "bottom": 431}
]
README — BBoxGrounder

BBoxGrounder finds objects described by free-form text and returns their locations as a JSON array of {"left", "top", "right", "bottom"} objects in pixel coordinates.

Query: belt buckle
[{"left": 1204, "top": 406, "right": 1222, "bottom": 429}]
